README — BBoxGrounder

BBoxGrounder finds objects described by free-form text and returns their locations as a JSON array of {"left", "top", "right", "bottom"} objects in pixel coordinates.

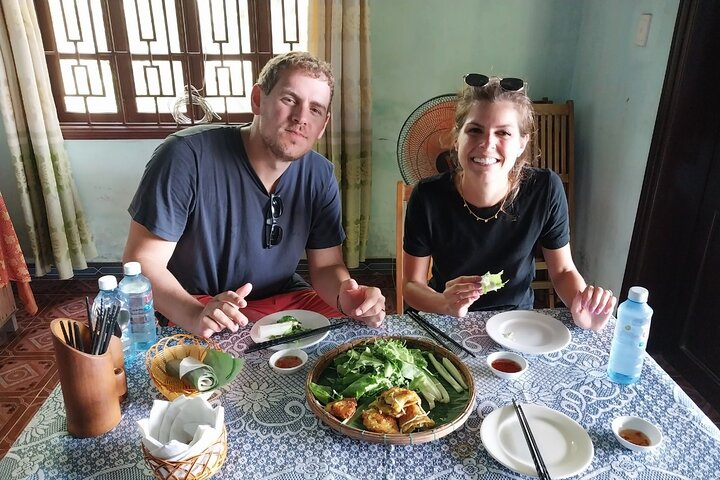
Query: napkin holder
[
  {"left": 51, "top": 318, "right": 127, "bottom": 438},
  {"left": 142, "top": 426, "right": 227, "bottom": 480}
]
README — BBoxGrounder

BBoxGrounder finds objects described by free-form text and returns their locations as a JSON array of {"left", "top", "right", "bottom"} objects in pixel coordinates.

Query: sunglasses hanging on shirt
[
  {"left": 463, "top": 73, "right": 525, "bottom": 92},
  {"left": 264, "top": 194, "right": 283, "bottom": 248}
]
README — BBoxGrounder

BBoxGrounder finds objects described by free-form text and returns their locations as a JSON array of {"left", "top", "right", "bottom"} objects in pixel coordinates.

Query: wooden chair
[
  {"left": 394, "top": 100, "right": 575, "bottom": 310},
  {"left": 395, "top": 181, "right": 413, "bottom": 312},
  {"left": 529, "top": 101, "right": 575, "bottom": 307}
]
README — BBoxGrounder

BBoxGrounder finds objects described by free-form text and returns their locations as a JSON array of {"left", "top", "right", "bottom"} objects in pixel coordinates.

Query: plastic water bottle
[
  {"left": 92, "top": 275, "right": 131, "bottom": 355},
  {"left": 607, "top": 286, "right": 654, "bottom": 384},
  {"left": 118, "top": 262, "right": 157, "bottom": 353}
]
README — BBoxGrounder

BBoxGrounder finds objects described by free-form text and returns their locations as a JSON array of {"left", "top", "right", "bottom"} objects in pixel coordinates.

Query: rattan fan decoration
[
  {"left": 146, "top": 334, "right": 223, "bottom": 401},
  {"left": 397, "top": 94, "right": 458, "bottom": 185}
]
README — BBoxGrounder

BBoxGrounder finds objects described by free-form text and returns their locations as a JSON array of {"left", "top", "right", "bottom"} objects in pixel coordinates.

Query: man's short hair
[{"left": 257, "top": 51, "right": 335, "bottom": 103}]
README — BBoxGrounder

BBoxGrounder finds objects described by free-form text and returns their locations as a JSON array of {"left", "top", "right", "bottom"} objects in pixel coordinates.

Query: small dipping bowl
[
  {"left": 486, "top": 351, "right": 528, "bottom": 380},
  {"left": 611, "top": 416, "right": 663, "bottom": 452},
  {"left": 269, "top": 348, "right": 308, "bottom": 375}
]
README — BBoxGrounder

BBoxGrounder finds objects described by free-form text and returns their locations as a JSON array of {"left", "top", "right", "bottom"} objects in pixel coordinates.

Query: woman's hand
[
  {"left": 570, "top": 285, "right": 616, "bottom": 331},
  {"left": 442, "top": 275, "right": 484, "bottom": 317}
]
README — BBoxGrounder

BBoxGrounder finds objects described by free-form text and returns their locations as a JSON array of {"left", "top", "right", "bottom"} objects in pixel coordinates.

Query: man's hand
[
  {"left": 570, "top": 285, "right": 616, "bottom": 331},
  {"left": 337, "top": 279, "right": 385, "bottom": 327},
  {"left": 442, "top": 275, "right": 483, "bottom": 317},
  {"left": 196, "top": 283, "right": 253, "bottom": 337}
]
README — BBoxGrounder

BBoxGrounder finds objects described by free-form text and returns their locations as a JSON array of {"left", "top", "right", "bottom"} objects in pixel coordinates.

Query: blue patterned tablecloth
[{"left": 2, "top": 310, "right": 719, "bottom": 479}]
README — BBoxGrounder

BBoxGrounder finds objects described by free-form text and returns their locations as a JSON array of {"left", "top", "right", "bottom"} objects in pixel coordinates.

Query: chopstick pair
[
  {"left": 59, "top": 319, "right": 84, "bottom": 353},
  {"left": 405, "top": 308, "right": 476, "bottom": 358},
  {"left": 244, "top": 320, "right": 350, "bottom": 354},
  {"left": 512, "top": 399, "right": 551, "bottom": 480},
  {"left": 90, "top": 301, "right": 120, "bottom": 355}
]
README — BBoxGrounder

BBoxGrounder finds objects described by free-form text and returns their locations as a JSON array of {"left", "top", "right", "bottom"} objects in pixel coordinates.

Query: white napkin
[{"left": 137, "top": 395, "right": 224, "bottom": 462}]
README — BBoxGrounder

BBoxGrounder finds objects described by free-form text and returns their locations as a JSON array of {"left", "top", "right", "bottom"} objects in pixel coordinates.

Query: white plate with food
[
  {"left": 485, "top": 310, "right": 571, "bottom": 354},
  {"left": 250, "top": 310, "right": 330, "bottom": 350},
  {"left": 480, "top": 404, "right": 594, "bottom": 478}
]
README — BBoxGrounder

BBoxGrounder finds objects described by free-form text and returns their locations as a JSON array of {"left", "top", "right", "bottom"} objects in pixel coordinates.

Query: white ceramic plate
[
  {"left": 481, "top": 404, "right": 594, "bottom": 478},
  {"left": 250, "top": 310, "right": 330, "bottom": 351},
  {"left": 486, "top": 311, "right": 571, "bottom": 354}
]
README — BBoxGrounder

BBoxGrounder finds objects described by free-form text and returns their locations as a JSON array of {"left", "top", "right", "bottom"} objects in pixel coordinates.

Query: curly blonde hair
[{"left": 451, "top": 81, "right": 536, "bottom": 204}]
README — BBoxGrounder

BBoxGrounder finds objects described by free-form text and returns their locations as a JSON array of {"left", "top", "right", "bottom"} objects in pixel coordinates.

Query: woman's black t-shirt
[{"left": 403, "top": 168, "right": 569, "bottom": 310}]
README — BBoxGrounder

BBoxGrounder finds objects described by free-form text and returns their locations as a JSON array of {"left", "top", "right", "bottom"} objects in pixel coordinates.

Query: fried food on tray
[
  {"left": 370, "top": 387, "right": 421, "bottom": 417},
  {"left": 362, "top": 409, "right": 400, "bottom": 434},
  {"left": 325, "top": 398, "right": 357, "bottom": 420},
  {"left": 398, "top": 403, "right": 435, "bottom": 433}
]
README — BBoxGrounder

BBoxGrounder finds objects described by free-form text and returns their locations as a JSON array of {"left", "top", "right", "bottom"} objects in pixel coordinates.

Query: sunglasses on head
[
  {"left": 264, "top": 194, "right": 283, "bottom": 249},
  {"left": 464, "top": 73, "right": 525, "bottom": 92}
]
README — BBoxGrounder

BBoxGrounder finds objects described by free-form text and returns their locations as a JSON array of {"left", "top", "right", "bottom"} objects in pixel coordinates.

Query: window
[{"left": 35, "top": 0, "right": 308, "bottom": 139}]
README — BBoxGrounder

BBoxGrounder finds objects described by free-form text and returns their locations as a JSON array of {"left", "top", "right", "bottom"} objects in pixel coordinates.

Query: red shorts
[{"left": 195, "top": 289, "right": 341, "bottom": 322}]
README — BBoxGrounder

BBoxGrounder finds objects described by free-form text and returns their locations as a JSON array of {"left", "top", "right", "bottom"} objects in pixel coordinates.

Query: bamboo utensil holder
[{"left": 51, "top": 318, "right": 127, "bottom": 438}]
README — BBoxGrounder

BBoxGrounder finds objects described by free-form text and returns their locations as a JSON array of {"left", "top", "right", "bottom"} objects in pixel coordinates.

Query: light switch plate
[{"left": 635, "top": 13, "right": 652, "bottom": 47}]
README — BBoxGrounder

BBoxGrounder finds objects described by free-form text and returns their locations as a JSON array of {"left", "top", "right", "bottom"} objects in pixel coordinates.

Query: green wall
[{"left": 0, "top": 0, "right": 679, "bottom": 296}]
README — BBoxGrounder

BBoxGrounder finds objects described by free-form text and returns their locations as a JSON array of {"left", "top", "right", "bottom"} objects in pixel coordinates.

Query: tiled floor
[{"left": 1, "top": 275, "right": 718, "bottom": 461}]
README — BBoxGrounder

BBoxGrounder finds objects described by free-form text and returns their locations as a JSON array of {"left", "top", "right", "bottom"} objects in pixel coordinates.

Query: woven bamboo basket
[
  {"left": 146, "top": 334, "right": 223, "bottom": 401},
  {"left": 305, "top": 335, "right": 476, "bottom": 445},
  {"left": 142, "top": 426, "right": 227, "bottom": 480}
]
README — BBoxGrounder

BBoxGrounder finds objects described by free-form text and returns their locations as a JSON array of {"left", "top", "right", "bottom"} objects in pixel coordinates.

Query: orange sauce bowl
[
  {"left": 269, "top": 348, "right": 308, "bottom": 375},
  {"left": 486, "top": 351, "right": 528, "bottom": 380}
]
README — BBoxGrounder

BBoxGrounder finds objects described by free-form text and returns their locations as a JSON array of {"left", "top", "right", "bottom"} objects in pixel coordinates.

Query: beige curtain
[
  {"left": 0, "top": 0, "right": 96, "bottom": 278},
  {"left": 308, "top": 0, "right": 372, "bottom": 268}
]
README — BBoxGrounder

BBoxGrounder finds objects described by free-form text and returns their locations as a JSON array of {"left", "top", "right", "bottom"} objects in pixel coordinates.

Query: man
[{"left": 122, "top": 51, "right": 385, "bottom": 338}]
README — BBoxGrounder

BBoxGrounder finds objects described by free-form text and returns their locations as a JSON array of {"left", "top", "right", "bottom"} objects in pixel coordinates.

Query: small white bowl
[
  {"left": 269, "top": 348, "right": 308, "bottom": 375},
  {"left": 486, "top": 351, "right": 528, "bottom": 380},
  {"left": 611, "top": 416, "right": 663, "bottom": 452}
]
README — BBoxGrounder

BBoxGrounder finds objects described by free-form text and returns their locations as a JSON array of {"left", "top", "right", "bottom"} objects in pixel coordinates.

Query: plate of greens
[
  {"left": 305, "top": 336, "right": 476, "bottom": 445},
  {"left": 251, "top": 310, "right": 329, "bottom": 350}
]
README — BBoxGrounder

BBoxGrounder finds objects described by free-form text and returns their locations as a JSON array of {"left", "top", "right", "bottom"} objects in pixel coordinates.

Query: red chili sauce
[
  {"left": 491, "top": 358, "right": 522, "bottom": 373},
  {"left": 275, "top": 356, "right": 303, "bottom": 369},
  {"left": 619, "top": 428, "right": 651, "bottom": 446}
]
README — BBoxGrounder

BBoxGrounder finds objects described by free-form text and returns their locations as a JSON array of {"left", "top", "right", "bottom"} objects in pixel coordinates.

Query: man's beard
[{"left": 261, "top": 130, "right": 304, "bottom": 162}]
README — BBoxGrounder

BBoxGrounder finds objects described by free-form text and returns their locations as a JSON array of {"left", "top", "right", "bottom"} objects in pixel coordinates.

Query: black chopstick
[
  {"left": 59, "top": 320, "right": 72, "bottom": 346},
  {"left": 405, "top": 308, "right": 476, "bottom": 358},
  {"left": 405, "top": 309, "right": 455, "bottom": 351},
  {"left": 85, "top": 296, "right": 93, "bottom": 333},
  {"left": 513, "top": 399, "right": 551, "bottom": 480},
  {"left": 73, "top": 322, "right": 84, "bottom": 353},
  {"left": 244, "top": 320, "right": 350, "bottom": 354}
]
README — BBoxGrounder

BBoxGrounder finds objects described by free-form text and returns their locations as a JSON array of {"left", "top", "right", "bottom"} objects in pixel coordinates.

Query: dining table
[{"left": 1, "top": 309, "right": 719, "bottom": 479}]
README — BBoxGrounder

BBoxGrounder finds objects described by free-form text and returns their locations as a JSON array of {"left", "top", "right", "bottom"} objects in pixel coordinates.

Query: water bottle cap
[
  {"left": 628, "top": 286, "right": 649, "bottom": 303},
  {"left": 98, "top": 275, "right": 118, "bottom": 291},
  {"left": 123, "top": 261, "right": 142, "bottom": 276}
]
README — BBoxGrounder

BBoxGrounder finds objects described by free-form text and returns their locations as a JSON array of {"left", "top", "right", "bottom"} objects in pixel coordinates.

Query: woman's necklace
[{"left": 458, "top": 177, "right": 507, "bottom": 223}]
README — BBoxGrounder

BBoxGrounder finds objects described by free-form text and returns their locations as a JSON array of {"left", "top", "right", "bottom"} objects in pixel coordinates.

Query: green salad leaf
[
  {"left": 310, "top": 339, "right": 464, "bottom": 411},
  {"left": 270, "top": 315, "right": 308, "bottom": 339},
  {"left": 310, "top": 338, "right": 472, "bottom": 430},
  {"left": 480, "top": 270, "right": 509, "bottom": 295}
]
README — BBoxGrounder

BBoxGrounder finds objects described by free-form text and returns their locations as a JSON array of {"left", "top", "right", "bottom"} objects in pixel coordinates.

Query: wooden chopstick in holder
[
  {"left": 405, "top": 308, "right": 476, "bottom": 358},
  {"left": 73, "top": 322, "right": 84, "bottom": 353},
  {"left": 244, "top": 320, "right": 350, "bottom": 354},
  {"left": 512, "top": 399, "right": 551, "bottom": 480}
]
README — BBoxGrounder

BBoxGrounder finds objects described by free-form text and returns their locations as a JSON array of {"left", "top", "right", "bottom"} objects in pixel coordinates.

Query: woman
[{"left": 402, "top": 74, "right": 615, "bottom": 330}]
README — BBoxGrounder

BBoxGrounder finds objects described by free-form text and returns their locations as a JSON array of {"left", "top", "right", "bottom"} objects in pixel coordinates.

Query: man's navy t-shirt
[
  {"left": 128, "top": 125, "right": 345, "bottom": 299},
  {"left": 404, "top": 168, "right": 569, "bottom": 310}
]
